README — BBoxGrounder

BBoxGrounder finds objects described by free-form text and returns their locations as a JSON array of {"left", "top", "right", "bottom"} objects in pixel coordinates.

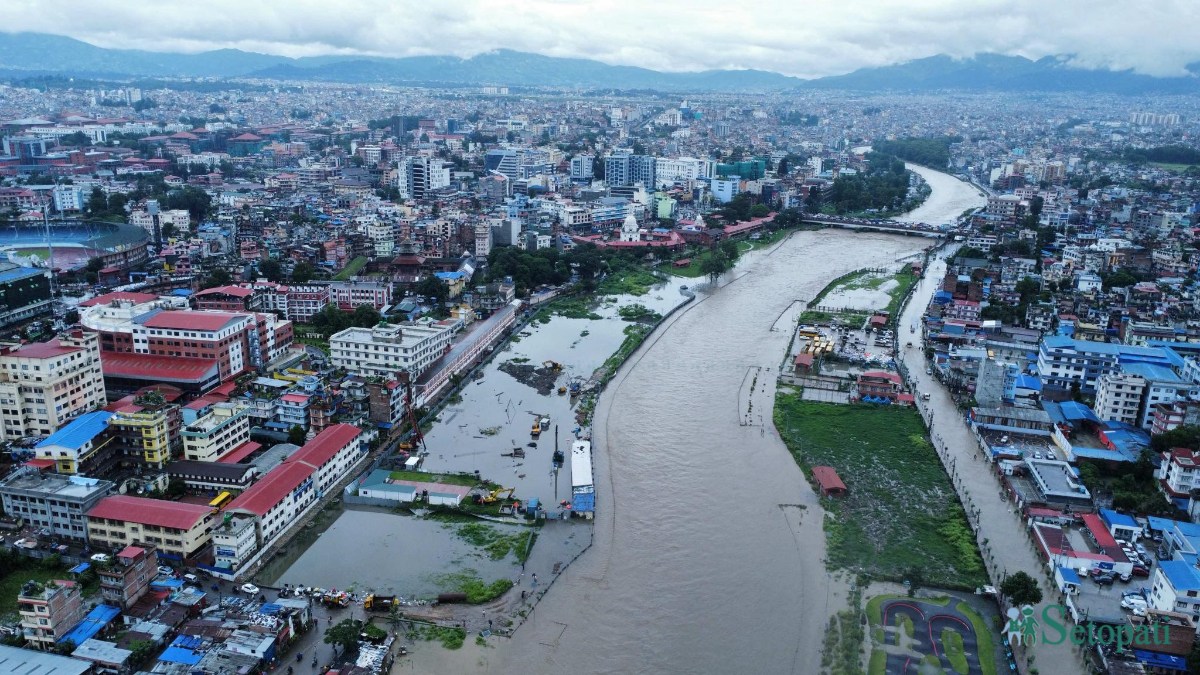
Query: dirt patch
[{"left": 499, "top": 362, "right": 560, "bottom": 395}]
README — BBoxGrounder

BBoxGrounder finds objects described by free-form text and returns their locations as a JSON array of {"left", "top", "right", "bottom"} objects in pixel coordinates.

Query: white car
[
  {"left": 157, "top": 566, "right": 174, "bottom": 576},
  {"left": 1121, "top": 597, "right": 1148, "bottom": 611},
  {"left": 89, "top": 553, "right": 111, "bottom": 563},
  {"left": 240, "top": 583, "right": 260, "bottom": 595}
]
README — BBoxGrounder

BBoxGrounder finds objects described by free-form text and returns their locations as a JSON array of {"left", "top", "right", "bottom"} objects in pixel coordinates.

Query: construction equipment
[
  {"left": 481, "top": 487, "right": 515, "bottom": 504},
  {"left": 398, "top": 370, "right": 426, "bottom": 454},
  {"left": 543, "top": 360, "right": 562, "bottom": 371}
]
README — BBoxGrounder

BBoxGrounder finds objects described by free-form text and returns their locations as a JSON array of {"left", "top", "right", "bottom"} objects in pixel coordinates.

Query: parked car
[
  {"left": 183, "top": 574, "right": 200, "bottom": 584},
  {"left": 1121, "top": 596, "right": 1148, "bottom": 610},
  {"left": 1118, "top": 572, "right": 1132, "bottom": 582},
  {"left": 1132, "top": 565, "right": 1151, "bottom": 577},
  {"left": 240, "top": 583, "right": 260, "bottom": 595},
  {"left": 1094, "top": 573, "right": 1116, "bottom": 586},
  {"left": 157, "top": 566, "right": 173, "bottom": 577},
  {"left": 89, "top": 553, "right": 111, "bottom": 563}
]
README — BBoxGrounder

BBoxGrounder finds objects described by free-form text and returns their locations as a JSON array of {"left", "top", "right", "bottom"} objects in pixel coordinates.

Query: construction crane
[{"left": 398, "top": 370, "right": 427, "bottom": 454}]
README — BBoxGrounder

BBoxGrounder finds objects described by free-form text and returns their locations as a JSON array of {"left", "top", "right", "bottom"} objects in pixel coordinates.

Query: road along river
[{"left": 407, "top": 171, "right": 986, "bottom": 674}]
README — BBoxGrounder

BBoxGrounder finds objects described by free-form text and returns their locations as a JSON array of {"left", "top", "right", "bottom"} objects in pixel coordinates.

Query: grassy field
[
  {"left": 774, "top": 397, "right": 986, "bottom": 589},
  {"left": 596, "top": 267, "right": 661, "bottom": 296},
  {"left": 389, "top": 469, "right": 480, "bottom": 487},
  {"left": 663, "top": 258, "right": 706, "bottom": 278},
  {"left": 1150, "top": 161, "right": 1199, "bottom": 173},
  {"left": 332, "top": 255, "right": 369, "bottom": 281}
]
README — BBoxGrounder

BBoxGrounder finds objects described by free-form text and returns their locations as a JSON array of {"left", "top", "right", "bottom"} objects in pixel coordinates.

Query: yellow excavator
[
  {"left": 481, "top": 487, "right": 515, "bottom": 504},
  {"left": 543, "top": 360, "right": 562, "bottom": 371}
]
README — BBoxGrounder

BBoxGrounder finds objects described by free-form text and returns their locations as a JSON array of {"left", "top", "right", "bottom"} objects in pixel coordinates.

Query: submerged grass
[{"left": 774, "top": 397, "right": 986, "bottom": 589}]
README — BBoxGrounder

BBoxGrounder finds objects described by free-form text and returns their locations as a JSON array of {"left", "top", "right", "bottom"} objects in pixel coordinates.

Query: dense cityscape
[{"left": 0, "top": 12, "right": 1198, "bottom": 675}]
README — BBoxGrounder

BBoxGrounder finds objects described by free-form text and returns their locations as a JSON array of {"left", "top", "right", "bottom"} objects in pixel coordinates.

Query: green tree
[
  {"left": 750, "top": 203, "right": 770, "bottom": 218},
  {"left": 288, "top": 425, "right": 307, "bottom": 446},
  {"left": 201, "top": 268, "right": 232, "bottom": 290},
  {"left": 351, "top": 304, "right": 382, "bottom": 328},
  {"left": 164, "top": 186, "right": 213, "bottom": 224},
  {"left": 259, "top": 259, "right": 283, "bottom": 282},
  {"left": 699, "top": 250, "right": 729, "bottom": 283},
  {"left": 719, "top": 239, "right": 740, "bottom": 262},
  {"left": 1151, "top": 425, "right": 1200, "bottom": 453},
  {"left": 324, "top": 618, "right": 365, "bottom": 653},
  {"left": 292, "top": 262, "right": 315, "bottom": 283},
  {"left": 999, "top": 571, "right": 1043, "bottom": 607}
]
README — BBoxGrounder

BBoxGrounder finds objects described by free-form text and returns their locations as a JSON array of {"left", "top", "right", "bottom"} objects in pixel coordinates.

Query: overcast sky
[{"left": 7, "top": 0, "right": 1199, "bottom": 79}]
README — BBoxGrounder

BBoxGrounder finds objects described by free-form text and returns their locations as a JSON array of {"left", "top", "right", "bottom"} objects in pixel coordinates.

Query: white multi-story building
[
  {"left": 654, "top": 156, "right": 712, "bottom": 186},
  {"left": 1149, "top": 561, "right": 1200, "bottom": 627},
  {"left": 225, "top": 424, "right": 363, "bottom": 572},
  {"left": 1093, "top": 372, "right": 1147, "bottom": 426},
  {"left": 330, "top": 322, "right": 454, "bottom": 380},
  {"left": 212, "top": 512, "right": 258, "bottom": 573},
  {"left": 0, "top": 331, "right": 106, "bottom": 439},
  {"left": 570, "top": 154, "right": 594, "bottom": 181},
  {"left": 129, "top": 209, "right": 191, "bottom": 237},
  {"left": 182, "top": 401, "right": 251, "bottom": 462},
  {"left": 475, "top": 221, "right": 493, "bottom": 257}
]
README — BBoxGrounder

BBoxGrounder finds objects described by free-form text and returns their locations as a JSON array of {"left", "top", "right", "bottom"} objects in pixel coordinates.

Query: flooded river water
[{"left": 469, "top": 169, "right": 987, "bottom": 675}]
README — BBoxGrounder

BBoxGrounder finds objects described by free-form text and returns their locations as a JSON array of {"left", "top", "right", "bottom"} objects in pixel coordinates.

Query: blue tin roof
[
  {"left": 1159, "top": 560, "right": 1200, "bottom": 592},
  {"left": 1099, "top": 508, "right": 1138, "bottom": 529},
  {"left": 58, "top": 604, "right": 119, "bottom": 646},
  {"left": 36, "top": 411, "right": 113, "bottom": 451}
]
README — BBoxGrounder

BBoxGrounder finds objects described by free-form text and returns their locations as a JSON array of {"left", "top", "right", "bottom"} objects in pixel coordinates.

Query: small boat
[{"left": 557, "top": 386, "right": 567, "bottom": 395}]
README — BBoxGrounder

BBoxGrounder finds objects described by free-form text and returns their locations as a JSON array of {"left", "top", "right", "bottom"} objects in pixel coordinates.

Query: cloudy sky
[{"left": 7, "top": 0, "right": 1199, "bottom": 79}]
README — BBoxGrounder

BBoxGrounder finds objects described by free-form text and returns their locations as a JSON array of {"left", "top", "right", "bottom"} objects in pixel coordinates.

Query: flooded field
[
  {"left": 259, "top": 508, "right": 531, "bottom": 597},
  {"left": 418, "top": 275, "right": 692, "bottom": 504},
  {"left": 258, "top": 274, "right": 690, "bottom": 602}
]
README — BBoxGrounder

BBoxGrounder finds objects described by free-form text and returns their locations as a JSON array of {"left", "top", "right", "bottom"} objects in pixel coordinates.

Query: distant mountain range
[{"left": 0, "top": 32, "right": 1197, "bottom": 94}]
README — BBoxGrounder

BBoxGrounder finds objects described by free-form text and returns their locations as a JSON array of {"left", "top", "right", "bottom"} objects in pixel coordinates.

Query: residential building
[
  {"left": 86, "top": 495, "right": 216, "bottom": 562},
  {"left": 182, "top": 402, "right": 251, "bottom": 462},
  {"left": 1159, "top": 448, "right": 1200, "bottom": 507},
  {"left": 484, "top": 149, "right": 519, "bottom": 181},
  {"left": 328, "top": 280, "right": 392, "bottom": 311},
  {"left": 277, "top": 393, "right": 310, "bottom": 430},
  {"left": 329, "top": 322, "right": 454, "bottom": 380},
  {"left": 98, "top": 544, "right": 158, "bottom": 609},
  {"left": 0, "top": 330, "right": 106, "bottom": 439},
  {"left": 366, "top": 378, "right": 406, "bottom": 428},
  {"left": 213, "top": 512, "right": 258, "bottom": 573},
  {"left": 167, "top": 460, "right": 258, "bottom": 493},
  {"left": 34, "top": 411, "right": 116, "bottom": 476},
  {"left": 1149, "top": 561, "right": 1200, "bottom": 627},
  {"left": 0, "top": 470, "right": 113, "bottom": 542},
  {"left": 108, "top": 406, "right": 174, "bottom": 471},
  {"left": 569, "top": 154, "right": 594, "bottom": 181},
  {"left": 286, "top": 285, "right": 330, "bottom": 323},
  {"left": 1035, "top": 336, "right": 1181, "bottom": 394},
  {"left": 18, "top": 579, "right": 85, "bottom": 650},
  {"left": 856, "top": 370, "right": 906, "bottom": 403},
  {"left": 1094, "top": 372, "right": 1147, "bottom": 426}
]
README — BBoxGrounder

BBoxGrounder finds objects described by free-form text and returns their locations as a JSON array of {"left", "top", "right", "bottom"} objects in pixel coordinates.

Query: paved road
[{"left": 898, "top": 255, "right": 1085, "bottom": 675}]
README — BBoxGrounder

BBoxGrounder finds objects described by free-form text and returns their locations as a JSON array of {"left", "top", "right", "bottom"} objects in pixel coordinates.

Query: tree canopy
[
  {"left": 872, "top": 136, "right": 959, "bottom": 168},
  {"left": 999, "top": 571, "right": 1043, "bottom": 607}
]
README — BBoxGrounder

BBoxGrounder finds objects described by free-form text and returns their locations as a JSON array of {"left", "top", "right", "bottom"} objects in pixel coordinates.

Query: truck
[{"left": 364, "top": 594, "right": 397, "bottom": 612}]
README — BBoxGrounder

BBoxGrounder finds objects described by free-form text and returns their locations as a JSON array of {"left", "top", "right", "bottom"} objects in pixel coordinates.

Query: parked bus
[{"left": 209, "top": 491, "right": 233, "bottom": 512}]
